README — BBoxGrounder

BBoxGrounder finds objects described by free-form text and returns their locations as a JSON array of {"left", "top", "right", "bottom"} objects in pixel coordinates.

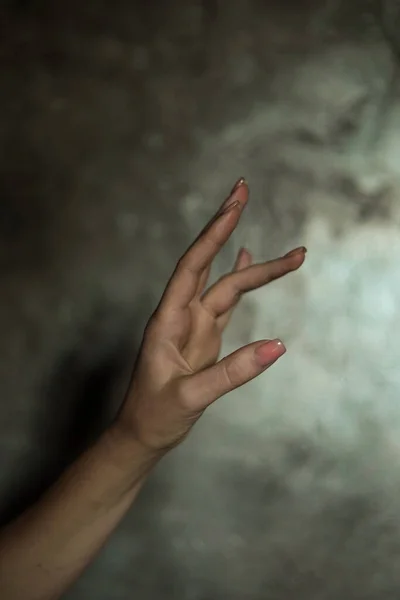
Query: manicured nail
[
  {"left": 255, "top": 339, "right": 286, "bottom": 368},
  {"left": 285, "top": 246, "right": 307, "bottom": 258},
  {"left": 221, "top": 199, "right": 240, "bottom": 215},
  {"left": 231, "top": 177, "right": 247, "bottom": 194}
]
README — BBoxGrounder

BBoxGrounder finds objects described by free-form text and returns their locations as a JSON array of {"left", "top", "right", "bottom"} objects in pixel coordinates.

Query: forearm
[{"left": 0, "top": 425, "right": 159, "bottom": 600}]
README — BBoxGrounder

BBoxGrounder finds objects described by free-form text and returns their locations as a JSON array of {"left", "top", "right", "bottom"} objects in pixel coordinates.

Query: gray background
[{"left": 1, "top": 1, "right": 400, "bottom": 598}]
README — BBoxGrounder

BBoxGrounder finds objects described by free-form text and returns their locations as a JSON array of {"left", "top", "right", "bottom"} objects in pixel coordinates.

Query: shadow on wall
[{"left": 0, "top": 303, "right": 149, "bottom": 528}]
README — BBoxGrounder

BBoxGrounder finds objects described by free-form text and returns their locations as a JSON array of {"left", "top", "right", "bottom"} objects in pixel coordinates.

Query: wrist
[{"left": 101, "top": 423, "right": 162, "bottom": 487}]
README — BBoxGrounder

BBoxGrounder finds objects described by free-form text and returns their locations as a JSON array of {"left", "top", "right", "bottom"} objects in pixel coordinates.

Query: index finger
[{"left": 160, "top": 182, "right": 249, "bottom": 311}]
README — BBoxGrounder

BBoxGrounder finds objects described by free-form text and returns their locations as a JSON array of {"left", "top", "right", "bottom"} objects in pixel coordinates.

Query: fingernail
[
  {"left": 231, "top": 177, "right": 247, "bottom": 194},
  {"left": 221, "top": 199, "right": 240, "bottom": 215},
  {"left": 255, "top": 339, "right": 286, "bottom": 368},
  {"left": 285, "top": 246, "right": 307, "bottom": 258}
]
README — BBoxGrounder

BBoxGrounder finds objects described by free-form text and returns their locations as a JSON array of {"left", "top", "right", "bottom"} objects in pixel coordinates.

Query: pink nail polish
[{"left": 255, "top": 339, "right": 286, "bottom": 367}]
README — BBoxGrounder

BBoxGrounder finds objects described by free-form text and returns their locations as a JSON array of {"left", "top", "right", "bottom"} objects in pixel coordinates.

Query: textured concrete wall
[{"left": 1, "top": 1, "right": 400, "bottom": 598}]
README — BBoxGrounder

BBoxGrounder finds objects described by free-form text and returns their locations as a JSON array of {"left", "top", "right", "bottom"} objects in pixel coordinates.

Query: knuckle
[
  {"left": 221, "top": 360, "right": 237, "bottom": 389},
  {"left": 230, "top": 283, "right": 242, "bottom": 304},
  {"left": 220, "top": 274, "right": 241, "bottom": 302},
  {"left": 206, "top": 231, "right": 224, "bottom": 251},
  {"left": 266, "top": 260, "right": 284, "bottom": 278},
  {"left": 177, "top": 255, "right": 194, "bottom": 275}
]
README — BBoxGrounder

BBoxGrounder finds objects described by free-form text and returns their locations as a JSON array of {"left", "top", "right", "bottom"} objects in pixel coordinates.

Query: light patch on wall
[{"left": 213, "top": 215, "right": 400, "bottom": 450}]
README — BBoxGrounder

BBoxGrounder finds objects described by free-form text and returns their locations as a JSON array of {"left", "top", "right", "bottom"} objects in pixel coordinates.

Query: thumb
[{"left": 182, "top": 339, "right": 286, "bottom": 412}]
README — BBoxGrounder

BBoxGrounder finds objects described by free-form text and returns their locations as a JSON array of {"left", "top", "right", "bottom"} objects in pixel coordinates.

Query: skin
[{"left": 0, "top": 179, "right": 306, "bottom": 599}]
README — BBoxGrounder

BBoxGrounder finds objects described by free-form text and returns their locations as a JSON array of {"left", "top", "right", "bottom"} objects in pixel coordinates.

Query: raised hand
[{"left": 116, "top": 179, "right": 307, "bottom": 452}]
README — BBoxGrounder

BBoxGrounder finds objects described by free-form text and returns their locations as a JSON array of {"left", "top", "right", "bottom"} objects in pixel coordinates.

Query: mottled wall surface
[{"left": 1, "top": 1, "right": 400, "bottom": 598}]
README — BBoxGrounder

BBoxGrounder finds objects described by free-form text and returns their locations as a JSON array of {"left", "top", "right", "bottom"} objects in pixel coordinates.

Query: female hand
[
  {"left": 115, "top": 179, "right": 307, "bottom": 454},
  {"left": 0, "top": 179, "right": 306, "bottom": 600}
]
